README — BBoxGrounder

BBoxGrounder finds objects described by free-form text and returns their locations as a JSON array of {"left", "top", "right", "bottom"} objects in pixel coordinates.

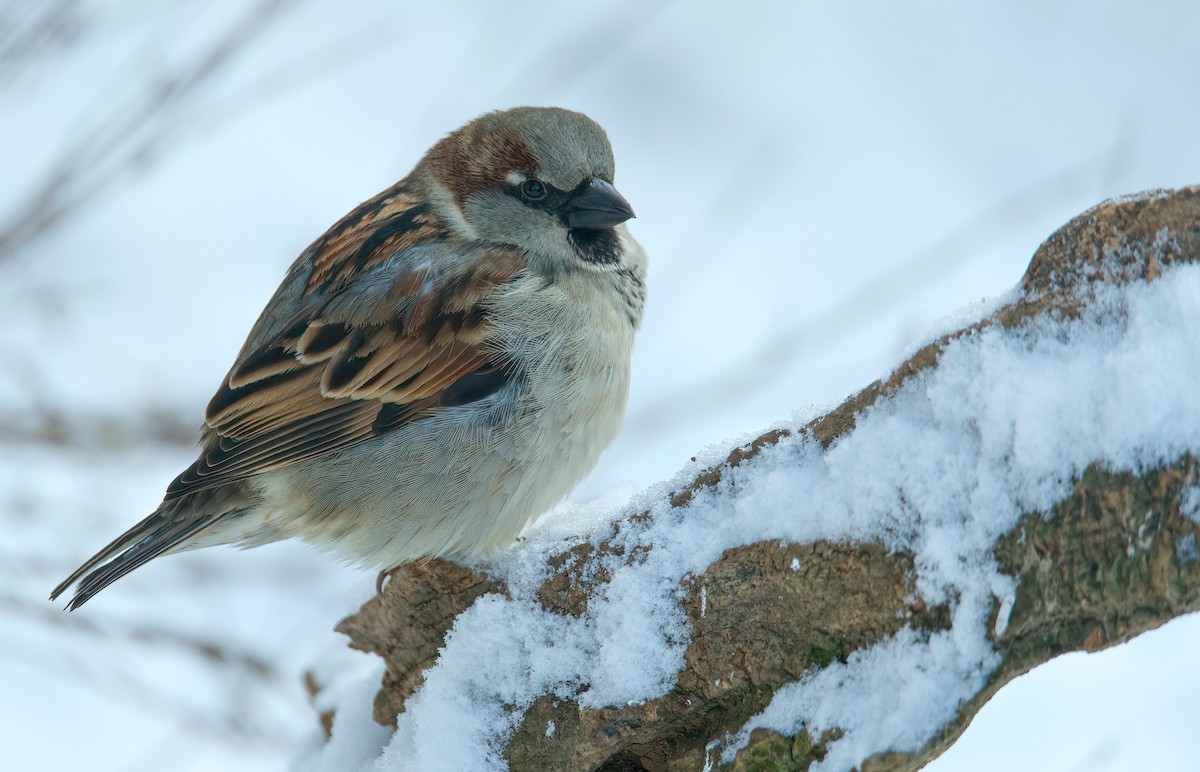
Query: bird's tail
[{"left": 50, "top": 488, "right": 246, "bottom": 610}]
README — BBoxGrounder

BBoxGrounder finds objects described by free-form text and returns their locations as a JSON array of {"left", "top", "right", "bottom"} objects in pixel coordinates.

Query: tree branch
[{"left": 326, "top": 186, "right": 1200, "bottom": 771}]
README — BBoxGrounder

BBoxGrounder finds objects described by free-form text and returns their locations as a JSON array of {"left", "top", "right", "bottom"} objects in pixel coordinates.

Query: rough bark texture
[{"left": 329, "top": 186, "right": 1200, "bottom": 770}]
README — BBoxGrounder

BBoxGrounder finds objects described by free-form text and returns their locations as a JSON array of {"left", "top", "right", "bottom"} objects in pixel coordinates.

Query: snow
[
  {"left": 297, "top": 266, "right": 1200, "bottom": 770},
  {"left": 935, "top": 610, "right": 1200, "bottom": 772},
  {"left": 8, "top": 2, "right": 1200, "bottom": 771},
  {"left": 1175, "top": 533, "right": 1198, "bottom": 567},
  {"left": 1179, "top": 485, "right": 1200, "bottom": 525},
  {"left": 724, "top": 626, "right": 993, "bottom": 770},
  {"left": 291, "top": 649, "right": 389, "bottom": 772}
]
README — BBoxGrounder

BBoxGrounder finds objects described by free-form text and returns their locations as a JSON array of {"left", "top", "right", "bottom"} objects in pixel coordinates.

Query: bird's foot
[{"left": 376, "top": 565, "right": 401, "bottom": 595}]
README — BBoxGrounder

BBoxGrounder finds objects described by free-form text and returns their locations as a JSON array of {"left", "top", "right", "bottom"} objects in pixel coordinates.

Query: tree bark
[{"left": 331, "top": 186, "right": 1200, "bottom": 770}]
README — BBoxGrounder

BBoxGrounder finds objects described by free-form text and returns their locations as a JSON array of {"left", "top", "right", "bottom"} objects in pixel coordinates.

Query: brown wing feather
[
  {"left": 165, "top": 248, "right": 526, "bottom": 500},
  {"left": 303, "top": 183, "right": 449, "bottom": 296}
]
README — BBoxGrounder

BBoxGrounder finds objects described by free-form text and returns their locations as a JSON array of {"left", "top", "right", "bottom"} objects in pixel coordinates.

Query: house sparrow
[{"left": 51, "top": 106, "right": 645, "bottom": 610}]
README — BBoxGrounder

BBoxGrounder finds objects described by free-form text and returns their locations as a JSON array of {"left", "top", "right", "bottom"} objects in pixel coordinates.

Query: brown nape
[{"left": 424, "top": 115, "right": 539, "bottom": 207}]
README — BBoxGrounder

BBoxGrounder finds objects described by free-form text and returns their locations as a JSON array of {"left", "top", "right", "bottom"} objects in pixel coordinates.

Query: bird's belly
[{"left": 255, "top": 363, "right": 629, "bottom": 568}]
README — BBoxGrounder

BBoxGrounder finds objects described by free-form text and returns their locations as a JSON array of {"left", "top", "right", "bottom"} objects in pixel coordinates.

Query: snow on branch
[{"left": 301, "top": 186, "right": 1200, "bottom": 772}]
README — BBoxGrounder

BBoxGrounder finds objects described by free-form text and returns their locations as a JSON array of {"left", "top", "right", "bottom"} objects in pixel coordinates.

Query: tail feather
[
  {"left": 51, "top": 487, "right": 249, "bottom": 610},
  {"left": 50, "top": 517, "right": 160, "bottom": 602},
  {"left": 60, "top": 514, "right": 219, "bottom": 610}
]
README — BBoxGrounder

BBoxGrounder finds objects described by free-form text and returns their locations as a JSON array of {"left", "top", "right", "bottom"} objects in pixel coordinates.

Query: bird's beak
[{"left": 565, "top": 178, "right": 635, "bottom": 230}]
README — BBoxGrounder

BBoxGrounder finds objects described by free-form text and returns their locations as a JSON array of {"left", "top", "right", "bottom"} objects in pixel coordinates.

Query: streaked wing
[{"left": 165, "top": 247, "right": 527, "bottom": 499}]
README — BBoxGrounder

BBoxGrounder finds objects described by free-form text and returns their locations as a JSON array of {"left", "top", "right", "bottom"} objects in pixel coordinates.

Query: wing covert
[{"left": 165, "top": 246, "right": 526, "bottom": 499}]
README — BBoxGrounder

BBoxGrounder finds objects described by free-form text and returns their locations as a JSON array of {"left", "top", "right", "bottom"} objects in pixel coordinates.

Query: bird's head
[{"left": 419, "top": 106, "right": 637, "bottom": 270}]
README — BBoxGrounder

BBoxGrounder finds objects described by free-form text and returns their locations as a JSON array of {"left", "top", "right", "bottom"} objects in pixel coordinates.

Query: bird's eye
[{"left": 521, "top": 179, "right": 547, "bottom": 200}]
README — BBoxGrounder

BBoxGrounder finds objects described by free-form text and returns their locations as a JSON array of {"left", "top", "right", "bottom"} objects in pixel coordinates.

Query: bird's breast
[{"left": 491, "top": 268, "right": 637, "bottom": 487}]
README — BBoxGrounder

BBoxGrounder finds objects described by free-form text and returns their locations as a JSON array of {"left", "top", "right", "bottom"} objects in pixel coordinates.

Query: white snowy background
[{"left": 3, "top": 1, "right": 1200, "bottom": 770}]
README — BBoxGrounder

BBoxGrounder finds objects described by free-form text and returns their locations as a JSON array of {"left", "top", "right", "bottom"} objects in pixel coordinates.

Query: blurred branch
[
  {"left": 191, "top": 12, "right": 397, "bottom": 136},
  {"left": 0, "top": 0, "right": 404, "bottom": 460},
  {"left": 625, "top": 153, "right": 1117, "bottom": 440},
  {"left": 0, "top": 0, "right": 296, "bottom": 266},
  {"left": 0, "top": 0, "right": 86, "bottom": 87},
  {"left": 335, "top": 187, "right": 1200, "bottom": 771},
  {"left": 0, "top": 588, "right": 293, "bottom": 741},
  {"left": 0, "top": 405, "right": 196, "bottom": 449}
]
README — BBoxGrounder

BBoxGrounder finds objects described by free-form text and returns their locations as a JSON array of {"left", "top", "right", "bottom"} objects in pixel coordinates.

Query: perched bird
[{"left": 51, "top": 107, "right": 645, "bottom": 610}]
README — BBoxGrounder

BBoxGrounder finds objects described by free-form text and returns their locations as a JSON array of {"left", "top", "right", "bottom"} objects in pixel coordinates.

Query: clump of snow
[
  {"left": 1176, "top": 533, "right": 1198, "bottom": 566},
  {"left": 1179, "top": 485, "right": 1200, "bottom": 525},
  {"left": 722, "top": 623, "right": 996, "bottom": 769},
  {"left": 291, "top": 647, "right": 389, "bottom": 772},
  {"left": 899, "top": 288, "right": 1017, "bottom": 363},
  {"left": 992, "top": 589, "right": 1016, "bottom": 638},
  {"left": 1081, "top": 189, "right": 1174, "bottom": 219},
  {"left": 299, "top": 263, "right": 1200, "bottom": 772}
]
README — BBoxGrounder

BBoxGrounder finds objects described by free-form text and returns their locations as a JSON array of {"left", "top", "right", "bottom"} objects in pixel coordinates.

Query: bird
[{"left": 51, "top": 106, "right": 645, "bottom": 610}]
